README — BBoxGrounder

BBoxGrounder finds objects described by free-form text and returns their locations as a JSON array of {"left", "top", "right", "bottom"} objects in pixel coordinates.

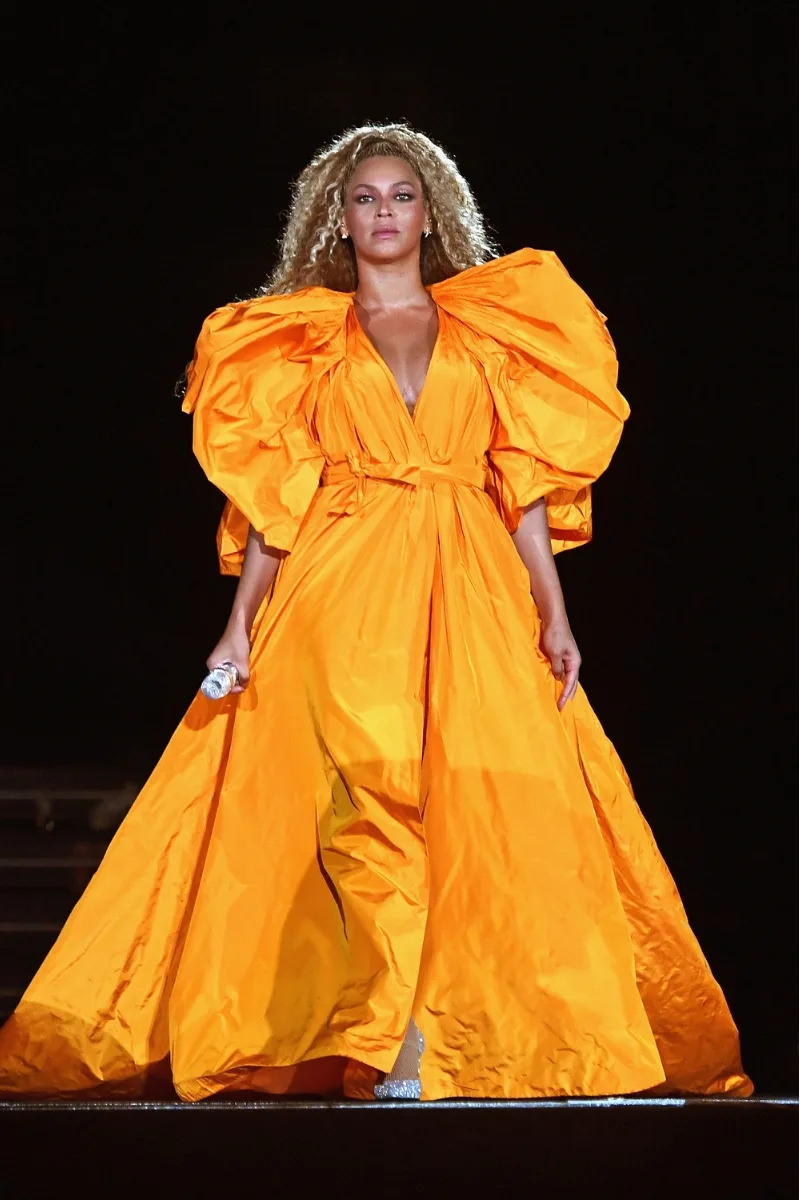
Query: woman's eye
[{"left": 353, "top": 192, "right": 415, "bottom": 203}]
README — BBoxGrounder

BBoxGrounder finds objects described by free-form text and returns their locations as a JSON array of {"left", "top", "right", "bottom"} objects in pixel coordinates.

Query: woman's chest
[
  {"left": 308, "top": 314, "right": 496, "bottom": 460},
  {"left": 356, "top": 306, "right": 438, "bottom": 417}
]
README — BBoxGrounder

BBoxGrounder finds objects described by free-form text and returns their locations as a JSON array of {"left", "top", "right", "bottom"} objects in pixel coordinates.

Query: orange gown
[{"left": 0, "top": 249, "right": 753, "bottom": 1101}]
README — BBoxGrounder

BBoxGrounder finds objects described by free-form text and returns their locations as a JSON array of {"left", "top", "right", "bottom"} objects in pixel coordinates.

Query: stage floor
[{"left": 2, "top": 1095, "right": 796, "bottom": 1197}]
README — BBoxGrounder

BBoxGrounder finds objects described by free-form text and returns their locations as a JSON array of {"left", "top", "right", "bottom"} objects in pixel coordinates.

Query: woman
[{"left": 0, "top": 123, "right": 753, "bottom": 1102}]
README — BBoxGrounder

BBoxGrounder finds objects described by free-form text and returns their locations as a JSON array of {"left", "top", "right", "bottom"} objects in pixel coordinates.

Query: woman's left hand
[{"left": 540, "top": 619, "right": 582, "bottom": 711}]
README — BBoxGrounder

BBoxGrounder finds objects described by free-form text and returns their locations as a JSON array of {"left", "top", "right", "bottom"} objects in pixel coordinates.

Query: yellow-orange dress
[{"left": 0, "top": 249, "right": 753, "bottom": 1101}]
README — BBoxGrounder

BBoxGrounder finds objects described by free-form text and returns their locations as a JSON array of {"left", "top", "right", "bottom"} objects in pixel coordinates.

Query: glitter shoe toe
[{"left": 373, "top": 1078, "right": 421, "bottom": 1100}]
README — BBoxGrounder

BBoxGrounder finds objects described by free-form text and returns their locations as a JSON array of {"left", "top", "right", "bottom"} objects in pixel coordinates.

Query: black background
[{"left": 9, "top": 5, "right": 796, "bottom": 1093}]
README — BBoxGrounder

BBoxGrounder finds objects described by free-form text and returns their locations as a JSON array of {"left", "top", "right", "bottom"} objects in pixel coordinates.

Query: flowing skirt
[{"left": 0, "top": 485, "right": 753, "bottom": 1100}]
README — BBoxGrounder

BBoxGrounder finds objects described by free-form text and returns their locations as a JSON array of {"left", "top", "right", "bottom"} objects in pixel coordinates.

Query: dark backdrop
[{"left": 9, "top": 6, "right": 796, "bottom": 1093}]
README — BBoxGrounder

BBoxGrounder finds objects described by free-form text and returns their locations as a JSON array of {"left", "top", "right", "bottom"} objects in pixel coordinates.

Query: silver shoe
[
  {"left": 374, "top": 1029, "right": 425, "bottom": 1101},
  {"left": 373, "top": 1077, "right": 421, "bottom": 1100}
]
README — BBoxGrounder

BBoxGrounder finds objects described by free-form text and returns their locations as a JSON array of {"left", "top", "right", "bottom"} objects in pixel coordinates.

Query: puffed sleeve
[
  {"left": 432, "top": 249, "right": 630, "bottom": 554},
  {"left": 181, "top": 289, "right": 348, "bottom": 573}
]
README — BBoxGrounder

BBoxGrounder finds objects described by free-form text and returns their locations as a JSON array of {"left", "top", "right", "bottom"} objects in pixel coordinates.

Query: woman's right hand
[{"left": 206, "top": 624, "right": 251, "bottom": 693}]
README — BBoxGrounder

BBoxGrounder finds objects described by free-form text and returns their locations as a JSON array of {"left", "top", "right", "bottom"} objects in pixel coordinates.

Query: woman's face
[{"left": 342, "top": 155, "right": 429, "bottom": 265}]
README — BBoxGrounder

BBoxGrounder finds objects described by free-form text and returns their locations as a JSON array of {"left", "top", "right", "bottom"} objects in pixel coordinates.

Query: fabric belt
[{"left": 320, "top": 452, "right": 488, "bottom": 514}]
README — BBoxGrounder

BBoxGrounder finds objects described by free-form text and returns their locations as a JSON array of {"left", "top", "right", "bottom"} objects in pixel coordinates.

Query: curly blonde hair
[{"left": 261, "top": 122, "right": 499, "bottom": 295}]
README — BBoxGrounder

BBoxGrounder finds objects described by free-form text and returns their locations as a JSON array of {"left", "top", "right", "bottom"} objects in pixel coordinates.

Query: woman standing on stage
[{"left": 0, "top": 123, "right": 752, "bottom": 1102}]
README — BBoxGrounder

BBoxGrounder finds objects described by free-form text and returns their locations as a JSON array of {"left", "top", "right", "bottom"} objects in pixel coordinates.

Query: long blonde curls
[{"left": 261, "top": 123, "right": 499, "bottom": 295}]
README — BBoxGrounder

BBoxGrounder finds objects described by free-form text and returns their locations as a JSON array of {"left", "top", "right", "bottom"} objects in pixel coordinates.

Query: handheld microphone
[{"left": 200, "top": 661, "right": 239, "bottom": 700}]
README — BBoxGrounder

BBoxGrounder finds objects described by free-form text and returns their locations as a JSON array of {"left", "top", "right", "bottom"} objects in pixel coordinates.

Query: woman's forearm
[
  {"left": 227, "top": 525, "right": 283, "bottom": 634},
  {"left": 510, "top": 498, "right": 569, "bottom": 626}
]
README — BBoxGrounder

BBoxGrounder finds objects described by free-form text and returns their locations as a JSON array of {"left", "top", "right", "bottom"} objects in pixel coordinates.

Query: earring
[
  {"left": 423, "top": 228, "right": 431, "bottom": 238},
  {"left": 341, "top": 228, "right": 349, "bottom": 240}
]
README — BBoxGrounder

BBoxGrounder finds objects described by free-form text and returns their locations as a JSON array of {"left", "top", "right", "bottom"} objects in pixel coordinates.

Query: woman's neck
[{"left": 354, "top": 256, "right": 429, "bottom": 312}]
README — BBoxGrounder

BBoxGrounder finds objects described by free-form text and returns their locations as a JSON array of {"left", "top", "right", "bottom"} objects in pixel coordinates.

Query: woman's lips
[{"left": 372, "top": 228, "right": 399, "bottom": 238}]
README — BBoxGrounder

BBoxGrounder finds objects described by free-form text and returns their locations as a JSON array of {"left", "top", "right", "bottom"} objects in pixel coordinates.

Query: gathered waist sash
[
  {"left": 321, "top": 454, "right": 487, "bottom": 489},
  {"left": 319, "top": 453, "right": 488, "bottom": 515}
]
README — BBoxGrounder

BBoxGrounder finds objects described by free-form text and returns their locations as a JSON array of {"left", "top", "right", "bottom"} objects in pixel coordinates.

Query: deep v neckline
[{"left": 351, "top": 298, "right": 441, "bottom": 434}]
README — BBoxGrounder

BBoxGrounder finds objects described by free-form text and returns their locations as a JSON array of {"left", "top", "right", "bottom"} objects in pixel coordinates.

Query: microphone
[{"left": 200, "top": 661, "right": 240, "bottom": 700}]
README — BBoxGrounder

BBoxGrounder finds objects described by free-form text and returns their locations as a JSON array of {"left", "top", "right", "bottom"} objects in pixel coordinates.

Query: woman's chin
[{"left": 355, "top": 238, "right": 420, "bottom": 266}]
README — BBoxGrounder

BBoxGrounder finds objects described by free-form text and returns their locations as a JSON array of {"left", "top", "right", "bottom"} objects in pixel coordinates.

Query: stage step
[{"left": 0, "top": 766, "right": 138, "bottom": 1023}]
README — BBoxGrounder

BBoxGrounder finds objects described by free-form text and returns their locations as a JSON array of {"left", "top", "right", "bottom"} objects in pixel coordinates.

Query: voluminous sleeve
[
  {"left": 432, "top": 248, "right": 630, "bottom": 554},
  {"left": 181, "top": 289, "right": 348, "bottom": 573}
]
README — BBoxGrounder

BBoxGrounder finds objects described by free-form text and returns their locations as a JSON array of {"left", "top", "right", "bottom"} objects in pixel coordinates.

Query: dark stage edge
[{"left": 2, "top": 1096, "right": 796, "bottom": 1198}]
